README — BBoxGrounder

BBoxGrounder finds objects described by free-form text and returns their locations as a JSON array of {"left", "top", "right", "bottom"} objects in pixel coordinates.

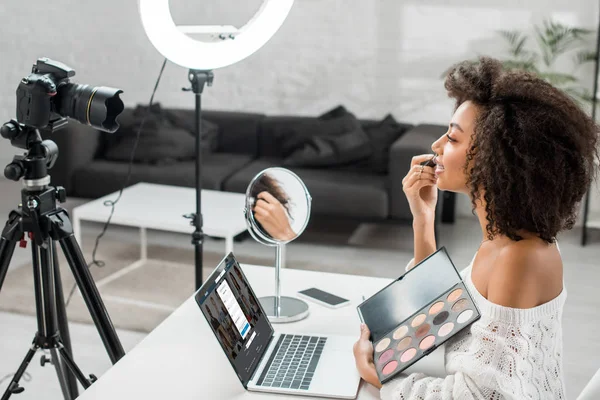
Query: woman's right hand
[
  {"left": 253, "top": 191, "right": 296, "bottom": 241},
  {"left": 402, "top": 154, "right": 438, "bottom": 219}
]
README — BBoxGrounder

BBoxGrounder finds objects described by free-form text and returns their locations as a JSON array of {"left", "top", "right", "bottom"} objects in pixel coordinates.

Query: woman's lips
[{"left": 433, "top": 156, "right": 444, "bottom": 174}]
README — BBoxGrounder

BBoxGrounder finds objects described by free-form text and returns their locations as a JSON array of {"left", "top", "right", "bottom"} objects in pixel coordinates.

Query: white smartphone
[{"left": 297, "top": 288, "right": 350, "bottom": 309}]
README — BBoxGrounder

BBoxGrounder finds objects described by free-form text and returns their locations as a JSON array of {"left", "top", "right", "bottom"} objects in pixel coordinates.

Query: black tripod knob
[
  {"left": 4, "top": 162, "right": 24, "bottom": 181},
  {"left": 56, "top": 186, "right": 67, "bottom": 203},
  {"left": 8, "top": 382, "right": 25, "bottom": 394},
  {"left": 40, "top": 354, "right": 52, "bottom": 367},
  {"left": 0, "top": 120, "right": 19, "bottom": 140}
]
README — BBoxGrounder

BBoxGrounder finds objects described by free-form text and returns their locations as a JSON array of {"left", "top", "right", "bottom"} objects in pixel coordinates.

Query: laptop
[{"left": 195, "top": 253, "right": 361, "bottom": 399}]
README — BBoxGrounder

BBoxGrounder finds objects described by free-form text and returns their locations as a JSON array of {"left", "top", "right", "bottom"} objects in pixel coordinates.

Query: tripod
[{"left": 0, "top": 121, "right": 125, "bottom": 399}]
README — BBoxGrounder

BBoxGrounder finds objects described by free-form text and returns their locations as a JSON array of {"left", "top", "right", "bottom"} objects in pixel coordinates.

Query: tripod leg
[
  {"left": 50, "top": 211, "right": 124, "bottom": 363},
  {"left": 1, "top": 341, "right": 37, "bottom": 400},
  {"left": 31, "top": 239, "right": 50, "bottom": 336},
  {"left": 0, "top": 211, "right": 21, "bottom": 294},
  {"left": 37, "top": 240, "right": 75, "bottom": 400},
  {"left": 52, "top": 241, "right": 78, "bottom": 398},
  {"left": 0, "top": 237, "right": 17, "bottom": 296},
  {"left": 38, "top": 240, "right": 91, "bottom": 395},
  {"left": 56, "top": 343, "right": 91, "bottom": 389},
  {"left": 59, "top": 236, "right": 124, "bottom": 363},
  {"left": 50, "top": 348, "right": 72, "bottom": 400}
]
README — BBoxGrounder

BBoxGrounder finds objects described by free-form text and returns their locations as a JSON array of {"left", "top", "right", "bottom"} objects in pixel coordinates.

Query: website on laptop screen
[{"left": 196, "top": 254, "right": 274, "bottom": 386}]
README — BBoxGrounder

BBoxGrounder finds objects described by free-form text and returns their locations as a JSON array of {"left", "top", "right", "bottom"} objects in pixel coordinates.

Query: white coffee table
[{"left": 72, "top": 183, "right": 248, "bottom": 286}]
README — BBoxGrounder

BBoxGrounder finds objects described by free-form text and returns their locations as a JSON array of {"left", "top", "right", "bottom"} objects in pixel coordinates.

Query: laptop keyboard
[{"left": 256, "top": 334, "right": 327, "bottom": 390}]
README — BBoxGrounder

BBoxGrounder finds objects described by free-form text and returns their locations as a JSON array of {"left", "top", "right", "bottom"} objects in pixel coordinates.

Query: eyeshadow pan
[
  {"left": 438, "top": 322, "right": 454, "bottom": 337},
  {"left": 411, "top": 313, "right": 426, "bottom": 327},
  {"left": 457, "top": 309, "right": 474, "bottom": 324},
  {"left": 448, "top": 288, "right": 463, "bottom": 302},
  {"left": 396, "top": 336, "right": 412, "bottom": 351},
  {"left": 379, "top": 349, "right": 395, "bottom": 365},
  {"left": 452, "top": 298, "right": 468, "bottom": 312},
  {"left": 429, "top": 301, "right": 445, "bottom": 315},
  {"left": 433, "top": 311, "right": 449, "bottom": 325},
  {"left": 382, "top": 360, "right": 398, "bottom": 375},
  {"left": 375, "top": 338, "right": 391, "bottom": 352},
  {"left": 419, "top": 335, "right": 436, "bottom": 350},
  {"left": 415, "top": 323, "right": 430, "bottom": 338},
  {"left": 400, "top": 348, "right": 417, "bottom": 363},
  {"left": 393, "top": 326, "right": 408, "bottom": 340}
]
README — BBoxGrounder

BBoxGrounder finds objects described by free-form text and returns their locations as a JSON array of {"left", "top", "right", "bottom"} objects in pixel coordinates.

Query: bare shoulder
[{"left": 487, "top": 241, "right": 563, "bottom": 308}]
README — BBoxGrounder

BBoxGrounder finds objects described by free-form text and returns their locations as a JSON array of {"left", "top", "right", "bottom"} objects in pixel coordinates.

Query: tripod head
[
  {"left": 0, "top": 119, "right": 67, "bottom": 247},
  {"left": 1, "top": 119, "right": 59, "bottom": 192}
]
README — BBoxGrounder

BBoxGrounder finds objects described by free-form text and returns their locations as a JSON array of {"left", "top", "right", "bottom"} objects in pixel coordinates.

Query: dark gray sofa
[{"left": 42, "top": 108, "right": 453, "bottom": 224}]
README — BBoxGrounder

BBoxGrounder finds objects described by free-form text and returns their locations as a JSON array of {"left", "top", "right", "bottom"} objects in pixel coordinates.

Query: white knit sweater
[{"left": 380, "top": 251, "right": 567, "bottom": 400}]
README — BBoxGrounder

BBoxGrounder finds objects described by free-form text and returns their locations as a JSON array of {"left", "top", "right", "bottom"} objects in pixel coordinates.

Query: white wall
[{"left": 0, "top": 0, "right": 598, "bottom": 220}]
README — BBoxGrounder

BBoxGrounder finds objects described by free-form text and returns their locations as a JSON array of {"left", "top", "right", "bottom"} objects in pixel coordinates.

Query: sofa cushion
[
  {"left": 362, "top": 114, "right": 412, "bottom": 174},
  {"left": 223, "top": 159, "right": 388, "bottom": 219},
  {"left": 109, "top": 108, "right": 265, "bottom": 157},
  {"left": 70, "top": 153, "right": 253, "bottom": 199},
  {"left": 282, "top": 118, "right": 372, "bottom": 168},
  {"left": 101, "top": 104, "right": 219, "bottom": 164},
  {"left": 282, "top": 130, "right": 370, "bottom": 168},
  {"left": 319, "top": 106, "right": 412, "bottom": 174},
  {"left": 258, "top": 113, "right": 365, "bottom": 158},
  {"left": 201, "top": 110, "right": 265, "bottom": 156},
  {"left": 164, "top": 108, "right": 219, "bottom": 153},
  {"left": 317, "top": 105, "right": 349, "bottom": 120}
]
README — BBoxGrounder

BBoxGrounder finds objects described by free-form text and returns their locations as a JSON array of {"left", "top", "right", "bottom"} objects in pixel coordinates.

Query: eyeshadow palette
[{"left": 357, "top": 247, "right": 480, "bottom": 383}]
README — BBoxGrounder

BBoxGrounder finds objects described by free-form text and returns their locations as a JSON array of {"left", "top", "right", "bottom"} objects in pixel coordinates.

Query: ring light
[{"left": 139, "top": 0, "right": 294, "bottom": 70}]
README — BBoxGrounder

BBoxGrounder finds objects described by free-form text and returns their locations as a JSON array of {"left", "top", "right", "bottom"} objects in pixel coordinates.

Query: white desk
[{"left": 76, "top": 264, "right": 446, "bottom": 399}]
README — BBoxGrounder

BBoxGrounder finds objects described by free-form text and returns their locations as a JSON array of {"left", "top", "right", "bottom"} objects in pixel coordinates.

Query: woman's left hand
[{"left": 353, "top": 324, "right": 382, "bottom": 389}]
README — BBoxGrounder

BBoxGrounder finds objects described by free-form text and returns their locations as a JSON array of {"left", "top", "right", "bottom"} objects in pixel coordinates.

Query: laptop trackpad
[{"left": 309, "top": 338, "right": 360, "bottom": 398}]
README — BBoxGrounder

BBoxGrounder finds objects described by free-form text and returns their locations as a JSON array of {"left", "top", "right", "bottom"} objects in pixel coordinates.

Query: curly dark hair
[
  {"left": 444, "top": 57, "right": 600, "bottom": 243},
  {"left": 250, "top": 173, "right": 292, "bottom": 214}
]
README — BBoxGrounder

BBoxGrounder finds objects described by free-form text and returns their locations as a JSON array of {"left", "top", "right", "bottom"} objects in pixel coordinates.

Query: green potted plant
[{"left": 446, "top": 19, "right": 597, "bottom": 110}]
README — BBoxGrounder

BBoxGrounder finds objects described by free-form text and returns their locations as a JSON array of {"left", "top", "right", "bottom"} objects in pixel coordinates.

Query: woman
[{"left": 353, "top": 57, "right": 599, "bottom": 399}]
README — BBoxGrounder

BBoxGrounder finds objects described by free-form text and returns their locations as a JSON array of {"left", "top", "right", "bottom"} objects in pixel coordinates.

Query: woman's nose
[{"left": 431, "top": 133, "right": 446, "bottom": 153}]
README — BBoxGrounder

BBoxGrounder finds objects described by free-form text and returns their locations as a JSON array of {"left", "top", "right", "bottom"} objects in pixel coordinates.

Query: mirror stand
[{"left": 259, "top": 244, "right": 309, "bottom": 323}]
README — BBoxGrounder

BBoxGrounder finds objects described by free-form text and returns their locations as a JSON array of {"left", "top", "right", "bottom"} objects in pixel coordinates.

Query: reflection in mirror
[{"left": 246, "top": 168, "right": 311, "bottom": 244}]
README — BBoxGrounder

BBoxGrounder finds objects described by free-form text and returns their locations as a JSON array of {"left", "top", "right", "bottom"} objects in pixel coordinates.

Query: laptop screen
[{"left": 195, "top": 253, "right": 274, "bottom": 387}]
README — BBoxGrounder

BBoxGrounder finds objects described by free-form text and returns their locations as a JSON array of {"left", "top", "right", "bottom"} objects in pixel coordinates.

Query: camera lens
[{"left": 57, "top": 84, "right": 124, "bottom": 133}]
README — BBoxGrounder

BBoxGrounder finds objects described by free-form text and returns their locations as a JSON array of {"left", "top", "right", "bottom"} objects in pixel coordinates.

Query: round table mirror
[{"left": 244, "top": 167, "right": 312, "bottom": 323}]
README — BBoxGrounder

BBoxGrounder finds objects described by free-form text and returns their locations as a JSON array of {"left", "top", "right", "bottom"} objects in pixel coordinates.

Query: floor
[{"left": 0, "top": 177, "right": 599, "bottom": 399}]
